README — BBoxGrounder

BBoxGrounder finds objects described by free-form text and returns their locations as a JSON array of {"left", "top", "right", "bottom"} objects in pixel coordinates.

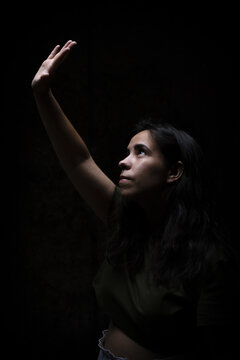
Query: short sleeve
[{"left": 197, "top": 257, "right": 237, "bottom": 327}]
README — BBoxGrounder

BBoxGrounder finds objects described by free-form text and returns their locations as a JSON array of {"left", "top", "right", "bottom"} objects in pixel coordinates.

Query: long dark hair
[{"left": 107, "top": 118, "right": 231, "bottom": 287}]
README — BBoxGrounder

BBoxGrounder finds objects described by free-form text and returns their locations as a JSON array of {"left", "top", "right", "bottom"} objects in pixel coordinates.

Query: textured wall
[{"left": 6, "top": 3, "right": 238, "bottom": 359}]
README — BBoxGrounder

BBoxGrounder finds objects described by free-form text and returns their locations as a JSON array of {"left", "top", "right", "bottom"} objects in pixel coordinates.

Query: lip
[{"left": 119, "top": 175, "right": 133, "bottom": 185}]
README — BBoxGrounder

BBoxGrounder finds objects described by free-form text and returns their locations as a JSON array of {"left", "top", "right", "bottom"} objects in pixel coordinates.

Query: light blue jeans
[{"left": 97, "top": 329, "right": 189, "bottom": 360}]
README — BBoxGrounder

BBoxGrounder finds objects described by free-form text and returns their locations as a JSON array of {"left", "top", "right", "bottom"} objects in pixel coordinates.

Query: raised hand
[{"left": 31, "top": 40, "right": 77, "bottom": 93}]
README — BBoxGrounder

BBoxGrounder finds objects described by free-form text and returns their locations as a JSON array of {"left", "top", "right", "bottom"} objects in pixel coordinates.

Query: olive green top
[{"left": 93, "top": 186, "right": 234, "bottom": 354}]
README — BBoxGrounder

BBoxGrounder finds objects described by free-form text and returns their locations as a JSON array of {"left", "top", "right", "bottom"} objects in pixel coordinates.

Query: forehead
[{"left": 128, "top": 130, "right": 158, "bottom": 150}]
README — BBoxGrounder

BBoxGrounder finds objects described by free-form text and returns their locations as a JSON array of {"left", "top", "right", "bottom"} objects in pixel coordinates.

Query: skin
[
  {"left": 107, "top": 132, "right": 183, "bottom": 358},
  {"left": 32, "top": 40, "right": 78, "bottom": 92},
  {"left": 118, "top": 130, "right": 183, "bottom": 224},
  {"left": 32, "top": 40, "right": 115, "bottom": 224},
  {"left": 31, "top": 40, "right": 184, "bottom": 360}
]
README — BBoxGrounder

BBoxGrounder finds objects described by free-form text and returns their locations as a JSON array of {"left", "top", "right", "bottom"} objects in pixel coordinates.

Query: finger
[
  {"left": 48, "top": 45, "right": 60, "bottom": 59},
  {"left": 48, "top": 40, "right": 77, "bottom": 60},
  {"left": 61, "top": 40, "right": 77, "bottom": 52},
  {"left": 45, "top": 40, "right": 77, "bottom": 74},
  {"left": 67, "top": 40, "right": 77, "bottom": 49},
  {"left": 53, "top": 47, "right": 72, "bottom": 67},
  {"left": 62, "top": 40, "right": 73, "bottom": 49},
  {"left": 53, "top": 41, "right": 77, "bottom": 66}
]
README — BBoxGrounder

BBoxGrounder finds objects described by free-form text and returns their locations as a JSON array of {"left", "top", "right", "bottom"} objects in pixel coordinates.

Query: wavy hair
[{"left": 107, "top": 118, "right": 230, "bottom": 287}]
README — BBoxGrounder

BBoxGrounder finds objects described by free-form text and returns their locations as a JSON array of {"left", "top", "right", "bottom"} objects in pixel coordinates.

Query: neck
[{"left": 136, "top": 194, "right": 166, "bottom": 230}]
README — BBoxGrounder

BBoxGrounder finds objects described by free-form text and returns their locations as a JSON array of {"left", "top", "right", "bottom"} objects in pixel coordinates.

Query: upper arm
[{"left": 68, "top": 156, "right": 116, "bottom": 224}]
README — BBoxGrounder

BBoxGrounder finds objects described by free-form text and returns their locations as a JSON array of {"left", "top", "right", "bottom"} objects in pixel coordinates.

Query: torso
[{"left": 103, "top": 321, "right": 160, "bottom": 360}]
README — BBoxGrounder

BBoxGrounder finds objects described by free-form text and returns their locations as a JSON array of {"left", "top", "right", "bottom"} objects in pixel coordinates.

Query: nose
[{"left": 118, "top": 154, "right": 131, "bottom": 170}]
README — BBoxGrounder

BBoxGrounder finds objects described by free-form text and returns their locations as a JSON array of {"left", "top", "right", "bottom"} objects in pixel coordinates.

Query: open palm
[{"left": 31, "top": 40, "right": 77, "bottom": 92}]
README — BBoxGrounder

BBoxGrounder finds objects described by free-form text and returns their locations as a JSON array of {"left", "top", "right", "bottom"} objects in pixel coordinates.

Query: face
[{"left": 118, "top": 130, "right": 169, "bottom": 205}]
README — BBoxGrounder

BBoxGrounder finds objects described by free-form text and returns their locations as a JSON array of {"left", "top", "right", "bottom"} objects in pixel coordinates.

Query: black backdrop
[{"left": 5, "top": 2, "right": 238, "bottom": 359}]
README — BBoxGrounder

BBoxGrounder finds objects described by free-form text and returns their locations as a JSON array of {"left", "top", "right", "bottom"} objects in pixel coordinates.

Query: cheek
[{"left": 137, "top": 163, "right": 167, "bottom": 189}]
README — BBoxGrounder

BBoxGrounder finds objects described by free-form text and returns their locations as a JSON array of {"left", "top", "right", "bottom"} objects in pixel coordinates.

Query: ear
[{"left": 166, "top": 161, "right": 184, "bottom": 184}]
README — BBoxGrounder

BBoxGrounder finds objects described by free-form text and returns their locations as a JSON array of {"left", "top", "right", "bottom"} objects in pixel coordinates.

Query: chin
[
  {"left": 119, "top": 187, "right": 143, "bottom": 203},
  {"left": 119, "top": 187, "right": 135, "bottom": 199}
]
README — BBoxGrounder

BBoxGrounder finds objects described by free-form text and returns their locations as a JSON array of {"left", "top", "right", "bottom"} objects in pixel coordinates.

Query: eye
[{"left": 137, "top": 147, "right": 146, "bottom": 156}]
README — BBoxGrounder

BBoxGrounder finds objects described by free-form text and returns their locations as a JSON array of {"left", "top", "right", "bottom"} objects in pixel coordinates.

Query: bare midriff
[{"left": 103, "top": 321, "right": 160, "bottom": 360}]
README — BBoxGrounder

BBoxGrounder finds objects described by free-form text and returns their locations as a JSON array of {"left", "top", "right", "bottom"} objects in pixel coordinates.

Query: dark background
[{"left": 5, "top": 2, "right": 238, "bottom": 359}]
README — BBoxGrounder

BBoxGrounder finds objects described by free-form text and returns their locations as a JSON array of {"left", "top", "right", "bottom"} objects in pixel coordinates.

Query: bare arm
[{"left": 31, "top": 40, "right": 115, "bottom": 223}]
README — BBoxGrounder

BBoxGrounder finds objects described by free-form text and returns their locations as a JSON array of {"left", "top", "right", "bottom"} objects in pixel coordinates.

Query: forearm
[{"left": 33, "top": 89, "right": 91, "bottom": 174}]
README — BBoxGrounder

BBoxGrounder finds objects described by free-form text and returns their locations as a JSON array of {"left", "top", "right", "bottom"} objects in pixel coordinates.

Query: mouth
[{"left": 119, "top": 175, "right": 133, "bottom": 185}]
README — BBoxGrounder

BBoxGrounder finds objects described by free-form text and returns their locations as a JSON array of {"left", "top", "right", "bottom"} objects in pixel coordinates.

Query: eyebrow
[{"left": 127, "top": 143, "right": 152, "bottom": 153}]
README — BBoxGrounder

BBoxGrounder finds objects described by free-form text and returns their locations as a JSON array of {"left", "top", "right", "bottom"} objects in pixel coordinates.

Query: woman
[{"left": 31, "top": 40, "right": 236, "bottom": 360}]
